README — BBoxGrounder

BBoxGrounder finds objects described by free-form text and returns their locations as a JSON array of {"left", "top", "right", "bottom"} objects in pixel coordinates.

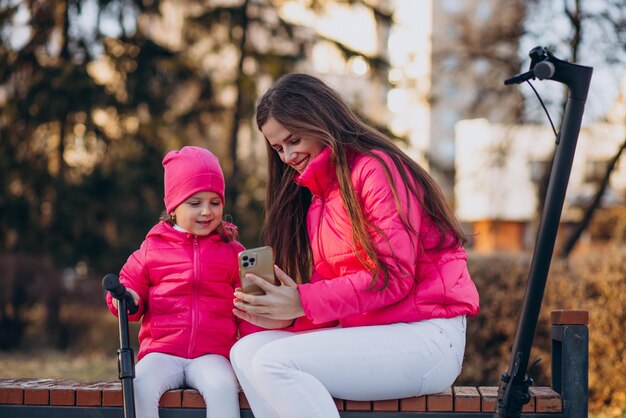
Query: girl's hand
[
  {"left": 112, "top": 288, "right": 140, "bottom": 310},
  {"left": 233, "top": 265, "right": 304, "bottom": 324}
]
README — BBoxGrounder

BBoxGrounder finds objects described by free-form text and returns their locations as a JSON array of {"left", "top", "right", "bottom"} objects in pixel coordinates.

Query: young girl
[
  {"left": 106, "top": 146, "right": 258, "bottom": 418},
  {"left": 230, "top": 74, "right": 480, "bottom": 418}
]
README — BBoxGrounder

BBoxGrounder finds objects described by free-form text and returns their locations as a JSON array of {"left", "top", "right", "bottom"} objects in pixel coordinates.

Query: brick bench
[
  {"left": 0, "top": 379, "right": 562, "bottom": 417},
  {"left": 0, "top": 310, "right": 587, "bottom": 417}
]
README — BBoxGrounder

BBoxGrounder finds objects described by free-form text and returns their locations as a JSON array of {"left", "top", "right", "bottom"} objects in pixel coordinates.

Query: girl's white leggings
[
  {"left": 134, "top": 352, "right": 240, "bottom": 418},
  {"left": 230, "top": 316, "right": 466, "bottom": 418}
]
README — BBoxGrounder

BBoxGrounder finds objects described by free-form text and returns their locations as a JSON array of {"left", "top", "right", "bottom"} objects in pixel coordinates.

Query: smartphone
[{"left": 238, "top": 246, "right": 277, "bottom": 295}]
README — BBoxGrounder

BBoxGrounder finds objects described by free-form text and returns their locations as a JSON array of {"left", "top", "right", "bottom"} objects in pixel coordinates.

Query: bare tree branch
[{"left": 559, "top": 135, "right": 626, "bottom": 257}]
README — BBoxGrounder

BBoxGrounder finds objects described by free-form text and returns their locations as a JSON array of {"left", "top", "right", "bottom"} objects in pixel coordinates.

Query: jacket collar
[
  {"left": 294, "top": 147, "right": 335, "bottom": 197},
  {"left": 147, "top": 221, "right": 227, "bottom": 243}
]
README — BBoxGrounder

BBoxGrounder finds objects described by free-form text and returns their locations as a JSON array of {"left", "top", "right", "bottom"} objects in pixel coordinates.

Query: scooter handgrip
[{"left": 102, "top": 273, "right": 126, "bottom": 299}]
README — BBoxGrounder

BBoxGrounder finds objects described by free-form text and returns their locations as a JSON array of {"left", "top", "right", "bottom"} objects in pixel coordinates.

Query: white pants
[
  {"left": 134, "top": 352, "right": 240, "bottom": 418},
  {"left": 230, "top": 316, "right": 466, "bottom": 418}
]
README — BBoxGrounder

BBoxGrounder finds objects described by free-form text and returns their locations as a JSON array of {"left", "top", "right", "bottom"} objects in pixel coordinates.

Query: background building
[
  {"left": 430, "top": 0, "right": 524, "bottom": 202},
  {"left": 455, "top": 118, "right": 626, "bottom": 252}
]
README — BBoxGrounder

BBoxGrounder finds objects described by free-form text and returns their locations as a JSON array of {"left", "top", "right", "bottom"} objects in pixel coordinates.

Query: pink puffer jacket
[
  {"left": 289, "top": 147, "right": 479, "bottom": 331},
  {"left": 106, "top": 221, "right": 260, "bottom": 360}
]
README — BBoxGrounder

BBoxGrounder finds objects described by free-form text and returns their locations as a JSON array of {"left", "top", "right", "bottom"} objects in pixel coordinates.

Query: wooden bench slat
[
  {"left": 238, "top": 392, "right": 251, "bottom": 410},
  {"left": 372, "top": 399, "right": 399, "bottom": 412},
  {"left": 182, "top": 389, "right": 205, "bottom": 408},
  {"left": 77, "top": 381, "right": 114, "bottom": 406},
  {"left": 530, "top": 386, "right": 562, "bottom": 412},
  {"left": 48, "top": 379, "right": 82, "bottom": 406},
  {"left": 345, "top": 400, "right": 372, "bottom": 411},
  {"left": 478, "top": 386, "right": 498, "bottom": 412},
  {"left": 427, "top": 386, "right": 453, "bottom": 411},
  {"left": 453, "top": 386, "right": 481, "bottom": 412},
  {"left": 0, "top": 378, "right": 564, "bottom": 414},
  {"left": 333, "top": 397, "right": 345, "bottom": 411},
  {"left": 101, "top": 382, "right": 123, "bottom": 407},
  {"left": 523, "top": 391, "right": 536, "bottom": 412},
  {"left": 0, "top": 379, "right": 26, "bottom": 405},
  {"left": 22, "top": 378, "right": 59, "bottom": 405},
  {"left": 400, "top": 395, "right": 426, "bottom": 412},
  {"left": 159, "top": 389, "right": 183, "bottom": 408},
  {"left": 551, "top": 310, "right": 589, "bottom": 325}
]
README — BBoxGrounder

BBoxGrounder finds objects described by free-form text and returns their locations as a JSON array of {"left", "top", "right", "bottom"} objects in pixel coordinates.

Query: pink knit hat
[{"left": 162, "top": 146, "right": 225, "bottom": 213}]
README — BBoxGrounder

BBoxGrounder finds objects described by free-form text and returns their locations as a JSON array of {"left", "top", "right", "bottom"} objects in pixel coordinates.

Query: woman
[{"left": 231, "top": 73, "right": 479, "bottom": 418}]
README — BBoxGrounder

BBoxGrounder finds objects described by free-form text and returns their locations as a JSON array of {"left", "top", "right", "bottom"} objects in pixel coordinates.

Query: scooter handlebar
[
  {"left": 504, "top": 70, "right": 535, "bottom": 85},
  {"left": 102, "top": 273, "right": 139, "bottom": 314},
  {"left": 103, "top": 273, "right": 125, "bottom": 297}
]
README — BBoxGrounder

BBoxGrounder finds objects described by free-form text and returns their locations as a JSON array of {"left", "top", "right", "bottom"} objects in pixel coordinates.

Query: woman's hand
[
  {"left": 233, "top": 265, "right": 304, "bottom": 328},
  {"left": 112, "top": 288, "right": 140, "bottom": 310},
  {"left": 232, "top": 309, "right": 294, "bottom": 329}
]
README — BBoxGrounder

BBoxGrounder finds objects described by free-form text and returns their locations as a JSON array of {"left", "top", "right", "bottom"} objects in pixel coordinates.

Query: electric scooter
[{"left": 494, "top": 46, "right": 593, "bottom": 418}]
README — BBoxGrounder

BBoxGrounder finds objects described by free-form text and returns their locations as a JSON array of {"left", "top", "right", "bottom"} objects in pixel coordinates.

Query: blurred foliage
[
  {"left": 0, "top": 0, "right": 390, "bottom": 270},
  {"left": 0, "top": 0, "right": 393, "bottom": 349},
  {"left": 0, "top": 255, "right": 60, "bottom": 349},
  {"left": 459, "top": 245, "right": 626, "bottom": 413},
  {"left": 586, "top": 206, "right": 626, "bottom": 244}
]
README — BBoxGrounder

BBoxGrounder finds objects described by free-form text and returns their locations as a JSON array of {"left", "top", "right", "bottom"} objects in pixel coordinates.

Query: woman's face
[{"left": 262, "top": 117, "right": 325, "bottom": 173}]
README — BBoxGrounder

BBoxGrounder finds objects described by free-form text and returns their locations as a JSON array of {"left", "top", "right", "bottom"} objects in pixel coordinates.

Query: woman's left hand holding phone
[{"left": 233, "top": 265, "right": 304, "bottom": 329}]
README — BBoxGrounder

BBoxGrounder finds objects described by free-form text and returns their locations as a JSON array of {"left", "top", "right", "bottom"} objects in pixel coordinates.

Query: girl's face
[
  {"left": 172, "top": 191, "right": 223, "bottom": 236},
  {"left": 262, "top": 117, "right": 325, "bottom": 173}
]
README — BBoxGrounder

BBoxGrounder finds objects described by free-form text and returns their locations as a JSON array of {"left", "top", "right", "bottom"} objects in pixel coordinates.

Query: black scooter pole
[
  {"left": 495, "top": 47, "right": 592, "bottom": 418},
  {"left": 103, "top": 273, "right": 139, "bottom": 418}
]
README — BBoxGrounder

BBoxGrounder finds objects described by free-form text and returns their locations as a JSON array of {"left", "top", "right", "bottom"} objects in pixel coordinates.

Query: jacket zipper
[{"left": 188, "top": 237, "right": 200, "bottom": 358}]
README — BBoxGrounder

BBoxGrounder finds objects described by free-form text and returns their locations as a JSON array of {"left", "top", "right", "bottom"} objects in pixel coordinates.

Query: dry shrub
[
  {"left": 548, "top": 247, "right": 626, "bottom": 411},
  {"left": 458, "top": 251, "right": 552, "bottom": 387},
  {"left": 459, "top": 246, "right": 626, "bottom": 413}
]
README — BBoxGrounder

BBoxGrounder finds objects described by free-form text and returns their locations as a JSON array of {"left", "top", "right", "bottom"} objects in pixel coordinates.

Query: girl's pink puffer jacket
[{"left": 106, "top": 221, "right": 259, "bottom": 360}]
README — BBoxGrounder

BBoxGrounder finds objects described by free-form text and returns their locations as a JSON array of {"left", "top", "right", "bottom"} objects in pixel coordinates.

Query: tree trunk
[{"left": 226, "top": 0, "right": 251, "bottom": 207}]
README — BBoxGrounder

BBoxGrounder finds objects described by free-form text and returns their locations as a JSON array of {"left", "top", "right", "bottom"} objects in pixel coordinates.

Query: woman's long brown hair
[{"left": 257, "top": 73, "right": 466, "bottom": 288}]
